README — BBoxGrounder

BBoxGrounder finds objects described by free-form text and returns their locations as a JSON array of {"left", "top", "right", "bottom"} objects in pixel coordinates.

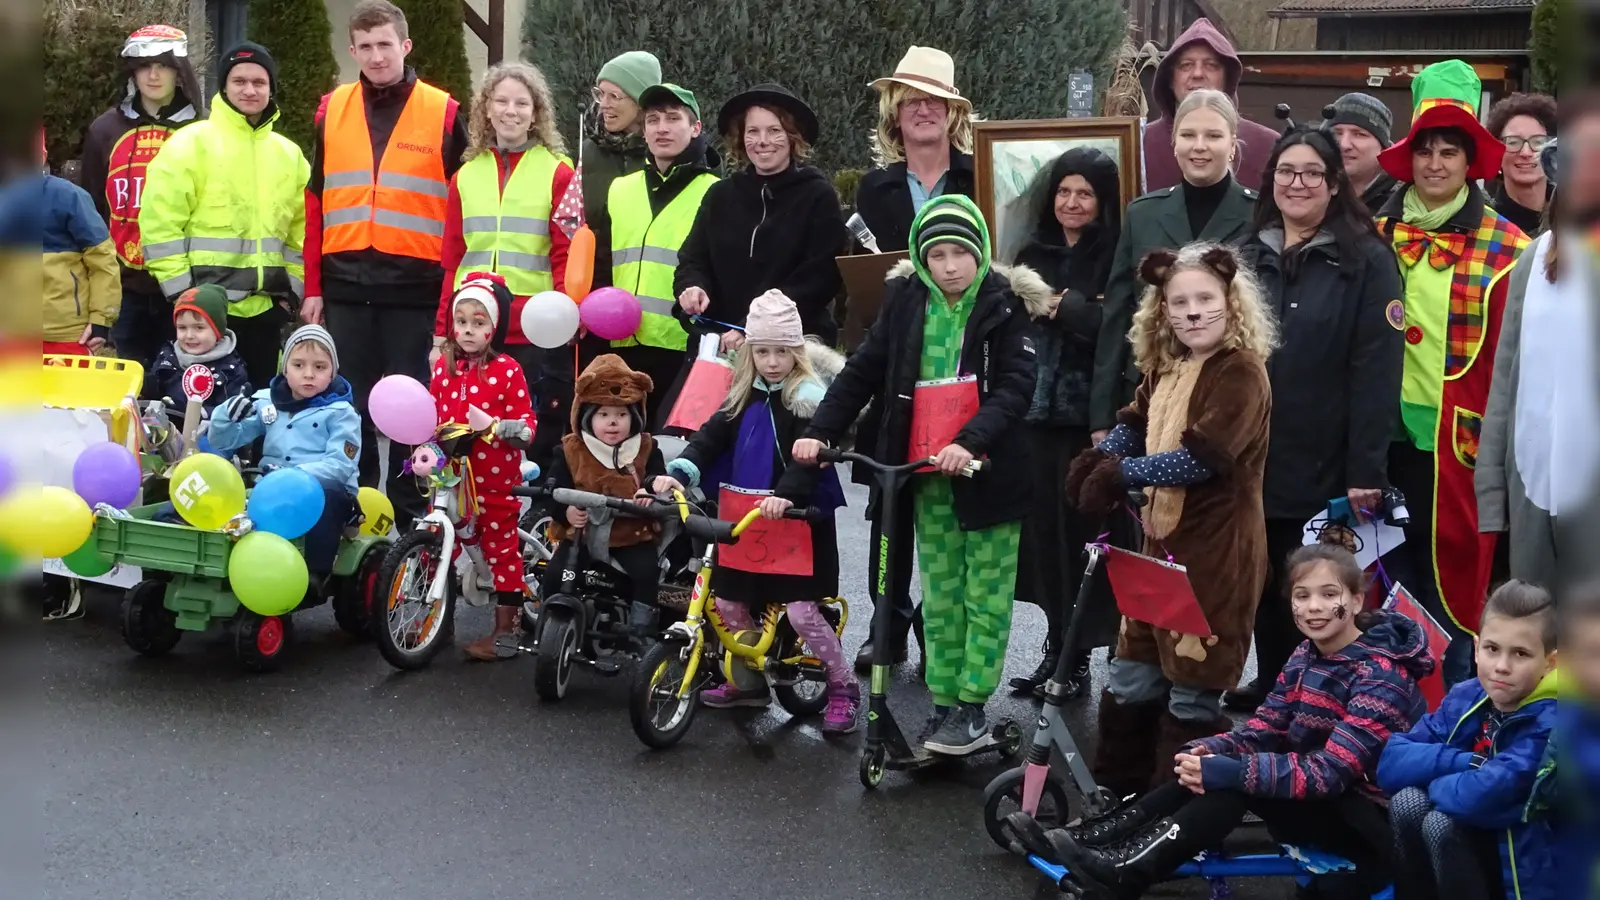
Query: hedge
[
  {"left": 248, "top": 0, "right": 338, "bottom": 154},
  {"left": 1528, "top": 0, "right": 1563, "bottom": 95},
  {"left": 394, "top": 0, "right": 475, "bottom": 106},
  {"left": 522, "top": 0, "right": 1128, "bottom": 174}
]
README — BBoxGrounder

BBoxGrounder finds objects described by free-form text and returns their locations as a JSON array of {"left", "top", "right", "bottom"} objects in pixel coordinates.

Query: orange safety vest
[{"left": 320, "top": 80, "right": 450, "bottom": 260}]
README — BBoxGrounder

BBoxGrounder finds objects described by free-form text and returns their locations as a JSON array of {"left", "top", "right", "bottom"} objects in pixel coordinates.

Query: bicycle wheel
[
  {"left": 773, "top": 615, "right": 829, "bottom": 717},
  {"left": 629, "top": 637, "right": 700, "bottom": 749},
  {"left": 374, "top": 529, "right": 454, "bottom": 671}
]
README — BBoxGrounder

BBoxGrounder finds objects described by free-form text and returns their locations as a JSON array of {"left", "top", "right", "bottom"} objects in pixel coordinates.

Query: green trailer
[{"left": 91, "top": 507, "right": 388, "bottom": 672}]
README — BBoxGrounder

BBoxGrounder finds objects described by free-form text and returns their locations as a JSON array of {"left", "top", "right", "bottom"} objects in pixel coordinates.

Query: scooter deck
[
  {"left": 1028, "top": 847, "right": 1392, "bottom": 898},
  {"left": 883, "top": 729, "right": 1015, "bottom": 769}
]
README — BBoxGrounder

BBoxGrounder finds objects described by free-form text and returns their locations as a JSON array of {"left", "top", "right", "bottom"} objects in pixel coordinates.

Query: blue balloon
[{"left": 246, "top": 468, "right": 325, "bottom": 540}]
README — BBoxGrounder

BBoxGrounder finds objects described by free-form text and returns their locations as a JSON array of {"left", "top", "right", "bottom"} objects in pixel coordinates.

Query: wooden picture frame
[{"left": 974, "top": 116, "right": 1142, "bottom": 265}]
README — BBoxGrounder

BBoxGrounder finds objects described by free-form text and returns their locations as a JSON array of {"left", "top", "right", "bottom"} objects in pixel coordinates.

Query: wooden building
[{"left": 1268, "top": 0, "right": 1536, "bottom": 51}]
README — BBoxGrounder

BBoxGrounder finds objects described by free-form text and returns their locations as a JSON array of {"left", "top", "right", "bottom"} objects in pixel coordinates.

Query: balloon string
[{"left": 690, "top": 315, "right": 746, "bottom": 333}]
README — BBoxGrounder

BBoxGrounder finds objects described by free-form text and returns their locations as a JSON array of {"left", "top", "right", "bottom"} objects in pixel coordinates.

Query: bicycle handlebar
[
  {"left": 813, "top": 447, "right": 985, "bottom": 478},
  {"left": 510, "top": 485, "right": 741, "bottom": 544}
]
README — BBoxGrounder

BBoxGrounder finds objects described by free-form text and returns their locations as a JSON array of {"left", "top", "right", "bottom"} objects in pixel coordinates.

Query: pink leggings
[{"left": 714, "top": 599, "right": 858, "bottom": 695}]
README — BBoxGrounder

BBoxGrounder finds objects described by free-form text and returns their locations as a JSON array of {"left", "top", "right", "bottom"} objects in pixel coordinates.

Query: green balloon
[
  {"left": 227, "top": 532, "right": 308, "bottom": 616},
  {"left": 0, "top": 547, "right": 17, "bottom": 577},
  {"left": 62, "top": 539, "right": 114, "bottom": 577}
]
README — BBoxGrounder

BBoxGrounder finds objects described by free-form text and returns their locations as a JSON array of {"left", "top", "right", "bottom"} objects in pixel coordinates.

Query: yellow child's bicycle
[{"left": 623, "top": 490, "right": 848, "bottom": 749}]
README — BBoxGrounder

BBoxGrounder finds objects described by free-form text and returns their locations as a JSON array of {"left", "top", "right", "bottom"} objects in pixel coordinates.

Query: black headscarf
[{"left": 1014, "top": 148, "right": 1122, "bottom": 296}]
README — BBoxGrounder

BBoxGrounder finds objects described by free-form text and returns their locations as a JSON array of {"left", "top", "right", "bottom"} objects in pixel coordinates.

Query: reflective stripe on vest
[
  {"left": 455, "top": 146, "right": 562, "bottom": 297},
  {"left": 321, "top": 80, "right": 450, "bottom": 260},
  {"left": 607, "top": 169, "right": 717, "bottom": 351}
]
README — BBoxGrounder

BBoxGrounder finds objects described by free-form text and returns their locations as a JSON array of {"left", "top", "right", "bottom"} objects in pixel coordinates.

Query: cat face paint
[{"left": 1161, "top": 268, "right": 1230, "bottom": 356}]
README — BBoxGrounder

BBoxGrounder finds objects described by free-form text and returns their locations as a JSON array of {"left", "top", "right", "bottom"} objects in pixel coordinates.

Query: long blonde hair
[
  {"left": 721, "top": 343, "right": 820, "bottom": 414},
  {"left": 1172, "top": 88, "right": 1242, "bottom": 177},
  {"left": 465, "top": 62, "right": 566, "bottom": 162},
  {"left": 871, "top": 82, "right": 976, "bottom": 166},
  {"left": 1129, "top": 242, "right": 1278, "bottom": 375}
]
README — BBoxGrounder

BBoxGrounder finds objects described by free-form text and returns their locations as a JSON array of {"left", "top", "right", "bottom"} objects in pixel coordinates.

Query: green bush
[
  {"left": 43, "top": 0, "right": 188, "bottom": 165},
  {"left": 523, "top": 0, "right": 1127, "bottom": 174},
  {"left": 249, "top": 0, "right": 338, "bottom": 154},
  {"left": 832, "top": 168, "right": 866, "bottom": 211},
  {"left": 394, "top": 0, "right": 475, "bottom": 105},
  {"left": 1528, "top": 0, "right": 1564, "bottom": 95}
]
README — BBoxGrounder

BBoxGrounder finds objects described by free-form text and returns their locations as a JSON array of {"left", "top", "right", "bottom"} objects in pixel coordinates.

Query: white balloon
[{"left": 521, "top": 291, "right": 581, "bottom": 349}]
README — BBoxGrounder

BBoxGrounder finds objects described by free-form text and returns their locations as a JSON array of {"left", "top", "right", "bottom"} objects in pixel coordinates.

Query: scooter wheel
[
  {"left": 998, "top": 721, "right": 1025, "bottom": 758},
  {"left": 980, "top": 766, "right": 1072, "bottom": 854},
  {"left": 859, "top": 748, "right": 887, "bottom": 789}
]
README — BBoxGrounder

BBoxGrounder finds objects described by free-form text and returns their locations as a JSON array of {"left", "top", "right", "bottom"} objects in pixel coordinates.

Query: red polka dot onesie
[{"left": 430, "top": 352, "right": 535, "bottom": 591}]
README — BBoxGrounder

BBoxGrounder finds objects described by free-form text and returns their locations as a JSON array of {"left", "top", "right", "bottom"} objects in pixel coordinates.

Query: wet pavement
[{"left": 41, "top": 474, "right": 1287, "bottom": 900}]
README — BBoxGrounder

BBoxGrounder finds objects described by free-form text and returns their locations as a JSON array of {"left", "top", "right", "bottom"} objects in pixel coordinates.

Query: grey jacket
[{"left": 1477, "top": 234, "right": 1600, "bottom": 595}]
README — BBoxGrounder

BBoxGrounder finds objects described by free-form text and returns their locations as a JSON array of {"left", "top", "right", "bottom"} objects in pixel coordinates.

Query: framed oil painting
[{"left": 974, "top": 117, "right": 1142, "bottom": 265}]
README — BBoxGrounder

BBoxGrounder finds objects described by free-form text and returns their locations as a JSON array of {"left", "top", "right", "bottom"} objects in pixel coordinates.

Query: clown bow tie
[{"left": 1393, "top": 222, "right": 1466, "bottom": 270}]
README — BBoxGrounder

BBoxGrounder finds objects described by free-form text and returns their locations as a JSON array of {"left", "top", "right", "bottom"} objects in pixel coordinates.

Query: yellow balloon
[
  {"left": 168, "top": 453, "right": 246, "bottom": 531},
  {"left": 356, "top": 486, "right": 395, "bottom": 537},
  {"left": 0, "top": 486, "right": 93, "bottom": 558}
]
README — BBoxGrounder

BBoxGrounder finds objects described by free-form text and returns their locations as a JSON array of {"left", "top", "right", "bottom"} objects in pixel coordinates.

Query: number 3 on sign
[{"left": 717, "top": 486, "right": 813, "bottom": 577}]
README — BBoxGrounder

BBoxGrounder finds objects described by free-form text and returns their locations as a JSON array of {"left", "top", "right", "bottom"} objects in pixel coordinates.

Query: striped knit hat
[{"left": 913, "top": 197, "right": 986, "bottom": 266}]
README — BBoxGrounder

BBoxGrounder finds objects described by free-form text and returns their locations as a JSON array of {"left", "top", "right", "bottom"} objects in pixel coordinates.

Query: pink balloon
[
  {"left": 580, "top": 287, "right": 644, "bottom": 341},
  {"left": 369, "top": 375, "right": 438, "bottom": 446}
]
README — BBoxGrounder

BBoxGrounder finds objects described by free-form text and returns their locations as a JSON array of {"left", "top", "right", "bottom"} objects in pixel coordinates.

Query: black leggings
[
  {"left": 1390, "top": 786, "right": 1502, "bottom": 900},
  {"left": 541, "top": 539, "right": 658, "bottom": 627},
  {"left": 1138, "top": 781, "right": 1395, "bottom": 897}
]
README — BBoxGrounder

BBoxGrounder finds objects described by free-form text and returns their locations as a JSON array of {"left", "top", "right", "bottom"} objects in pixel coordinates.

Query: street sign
[{"left": 1068, "top": 72, "right": 1094, "bottom": 118}]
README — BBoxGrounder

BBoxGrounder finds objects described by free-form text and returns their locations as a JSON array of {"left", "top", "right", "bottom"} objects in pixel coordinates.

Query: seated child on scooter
[
  {"left": 1064, "top": 243, "right": 1276, "bottom": 796},
  {"left": 1378, "top": 580, "right": 1558, "bottom": 900},
  {"left": 652, "top": 290, "right": 859, "bottom": 733},
  {"left": 142, "top": 284, "right": 252, "bottom": 419},
  {"left": 208, "top": 325, "right": 359, "bottom": 584},
  {"left": 544, "top": 354, "right": 667, "bottom": 644},
  {"left": 429, "top": 277, "right": 535, "bottom": 660},
  {"left": 1008, "top": 543, "right": 1432, "bottom": 900},
  {"left": 794, "top": 194, "right": 1042, "bottom": 755}
]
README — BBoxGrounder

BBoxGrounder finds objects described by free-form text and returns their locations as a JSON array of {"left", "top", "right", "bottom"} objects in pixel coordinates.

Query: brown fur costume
[
  {"left": 1113, "top": 348, "right": 1271, "bottom": 690},
  {"left": 548, "top": 354, "right": 658, "bottom": 548}
]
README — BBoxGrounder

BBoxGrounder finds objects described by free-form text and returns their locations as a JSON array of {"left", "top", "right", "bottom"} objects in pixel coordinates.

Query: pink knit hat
[{"left": 743, "top": 289, "right": 804, "bottom": 347}]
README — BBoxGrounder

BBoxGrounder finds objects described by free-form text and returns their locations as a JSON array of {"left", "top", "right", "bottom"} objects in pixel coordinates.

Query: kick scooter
[
  {"left": 981, "top": 542, "right": 1120, "bottom": 850},
  {"left": 812, "top": 448, "right": 1023, "bottom": 788}
]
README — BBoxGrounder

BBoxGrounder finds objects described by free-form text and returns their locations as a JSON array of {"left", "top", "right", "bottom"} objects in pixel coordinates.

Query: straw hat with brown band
[{"left": 870, "top": 46, "right": 972, "bottom": 110}]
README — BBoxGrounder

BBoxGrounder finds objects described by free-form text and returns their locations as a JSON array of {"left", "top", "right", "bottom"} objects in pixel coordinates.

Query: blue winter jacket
[
  {"left": 1377, "top": 673, "right": 1558, "bottom": 900},
  {"left": 208, "top": 375, "right": 361, "bottom": 494},
  {"left": 1559, "top": 703, "right": 1600, "bottom": 900}
]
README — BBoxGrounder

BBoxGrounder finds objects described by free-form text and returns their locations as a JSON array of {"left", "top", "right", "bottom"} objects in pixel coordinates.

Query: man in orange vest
[{"left": 302, "top": 0, "right": 469, "bottom": 524}]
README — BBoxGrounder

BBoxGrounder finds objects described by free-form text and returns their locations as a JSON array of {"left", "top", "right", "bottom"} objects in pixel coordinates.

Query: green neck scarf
[{"left": 1402, "top": 184, "right": 1469, "bottom": 232}]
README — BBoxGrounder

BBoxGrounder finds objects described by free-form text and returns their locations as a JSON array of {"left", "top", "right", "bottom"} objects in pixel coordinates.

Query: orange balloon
[{"left": 566, "top": 225, "right": 595, "bottom": 301}]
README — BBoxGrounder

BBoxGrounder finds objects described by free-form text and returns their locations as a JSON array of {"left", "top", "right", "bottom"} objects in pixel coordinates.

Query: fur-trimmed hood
[
  {"left": 784, "top": 338, "right": 846, "bottom": 418},
  {"left": 884, "top": 258, "right": 1056, "bottom": 319}
]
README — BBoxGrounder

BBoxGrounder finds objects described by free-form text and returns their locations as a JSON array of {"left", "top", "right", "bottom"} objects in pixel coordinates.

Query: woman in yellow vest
[
  {"left": 592, "top": 83, "right": 720, "bottom": 426},
  {"left": 433, "top": 62, "right": 575, "bottom": 397}
]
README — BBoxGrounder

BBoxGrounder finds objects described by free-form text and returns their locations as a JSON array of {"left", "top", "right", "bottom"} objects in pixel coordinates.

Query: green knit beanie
[
  {"left": 173, "top": 284, "right": 229, "bottom": 339},
  {"left": 596, "top": 51, "right": 662, "bottom": 102}
]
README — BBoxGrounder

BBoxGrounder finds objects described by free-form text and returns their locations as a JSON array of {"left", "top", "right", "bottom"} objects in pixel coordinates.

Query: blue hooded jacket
[
  {"left": 208, "top": 375, "right": 361, "bottom": 494},
  {"left": 1377, "top": 673, "right": 1558, "bottom": 900}
]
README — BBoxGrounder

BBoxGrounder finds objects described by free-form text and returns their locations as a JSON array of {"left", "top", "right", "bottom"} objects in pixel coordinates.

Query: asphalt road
[{"left": 40, "top": 473, "right": 1287, "bottom": 900}]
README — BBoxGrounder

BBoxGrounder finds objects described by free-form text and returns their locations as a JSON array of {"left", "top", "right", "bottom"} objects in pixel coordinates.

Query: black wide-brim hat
[{"left": 716, "top": 83, "right": 820, "bottom": 145}]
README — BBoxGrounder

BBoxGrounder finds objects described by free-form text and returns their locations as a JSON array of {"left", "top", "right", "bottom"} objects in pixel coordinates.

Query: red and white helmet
[{"left": 122, "top": 24, "right": 188, "bottom": 60}]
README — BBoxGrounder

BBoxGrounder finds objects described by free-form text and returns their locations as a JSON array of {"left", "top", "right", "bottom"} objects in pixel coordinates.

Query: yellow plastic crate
[{"left": 42, "top": 355, "right": 144, "bottom": 445}]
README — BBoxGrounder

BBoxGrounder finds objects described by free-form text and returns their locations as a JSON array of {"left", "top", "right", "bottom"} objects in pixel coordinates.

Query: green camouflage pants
[{"left": 914, "top": 477, "right": 1021, "bottom": 706}]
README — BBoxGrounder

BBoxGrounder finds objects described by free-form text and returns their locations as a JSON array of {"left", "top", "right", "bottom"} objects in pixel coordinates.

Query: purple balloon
[
  {"left": 73, "top": 441, "right": 142, "bottom": 509},
  {"left": 580, "top": 287, "right": 644, "bottom": 341},
  {"left": 0, "top": 452, "right": 12, "bottom": 498}
]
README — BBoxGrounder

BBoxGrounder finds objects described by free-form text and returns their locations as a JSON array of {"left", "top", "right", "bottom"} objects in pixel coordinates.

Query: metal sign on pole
[{"left": 1068, "top": 72, "right": 1094, "bottom": 118}]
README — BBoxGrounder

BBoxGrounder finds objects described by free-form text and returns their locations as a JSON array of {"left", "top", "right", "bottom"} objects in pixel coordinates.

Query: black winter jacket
[
  {"left": 805, "top": 261, "right": 1039, "bottom": 531},
  {"left": 672, "top": 163, "right": 847, "bottom": 342},
  {"left": 1013, "top": 148, "right": 1124, "bottom": 428},
  {"left": 141, "top": 331, "right": 253, "bottom": 416},
  {"left": 1242, "top": 227, "right": 1405, "bottom": 520},
  {"left": 853, "top": 149, "right": 976, "bottom": 252}
]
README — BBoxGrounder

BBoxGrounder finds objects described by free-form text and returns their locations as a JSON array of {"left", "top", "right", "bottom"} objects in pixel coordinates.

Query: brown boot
[
  {"left": 1149, "top": 710, "right": 1234, "bottom": 790},
  {"left": 464, "top": 605, "right": 520, "bottom": 661},
  {"left": 1089, "top": 690, "right": 1166, "bottom": 801}
]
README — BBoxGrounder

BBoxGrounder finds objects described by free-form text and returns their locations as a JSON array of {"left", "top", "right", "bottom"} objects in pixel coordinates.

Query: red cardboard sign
[
  {"left": 1385, "top": 582, "right": 1449, "bottom": 711},
  {"left": 1102, "top": 545, "right": 1212, "bottom": 637},
  {"left": 717, "top": 485, "right": 813, "bottom": 577},
  {"left": 665, "top": 360, "right": 734, "bottom": 432},
  {"left": 907, "top": 375, "right": 979, "bottom": 461},
  {"left": 181, "top": 364, "right": 214, "bottom": 402}
]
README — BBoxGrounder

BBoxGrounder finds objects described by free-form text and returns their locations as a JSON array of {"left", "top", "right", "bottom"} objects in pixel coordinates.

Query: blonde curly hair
[
  {"left": 465, "top": 62, "right": 566, "bottom": 162},
  {"left": 871, "top": 82, "right": 975, "bottom": 166},
  {"left": 1129, "top": 242, "right": 1278, "bottom": 375}
]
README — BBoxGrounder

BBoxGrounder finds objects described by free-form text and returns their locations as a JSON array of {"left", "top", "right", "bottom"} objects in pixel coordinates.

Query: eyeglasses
[
  {"left": 1502, "top": 135, "right": 1552, "bottom": 153},
  {"left": 900, "top": 96, "right": 946, "bottom": 112},
  {"left": 591, "top": 86, "right": 628, "bottom": 106},
  {"left": 1273, "top": 167, "right": 1326, "bottom": 188}
]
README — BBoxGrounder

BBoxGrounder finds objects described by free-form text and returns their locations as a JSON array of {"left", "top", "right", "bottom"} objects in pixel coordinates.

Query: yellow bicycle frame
[{"left": 663, "top": 490, "right": 848, "bottom": 699}]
